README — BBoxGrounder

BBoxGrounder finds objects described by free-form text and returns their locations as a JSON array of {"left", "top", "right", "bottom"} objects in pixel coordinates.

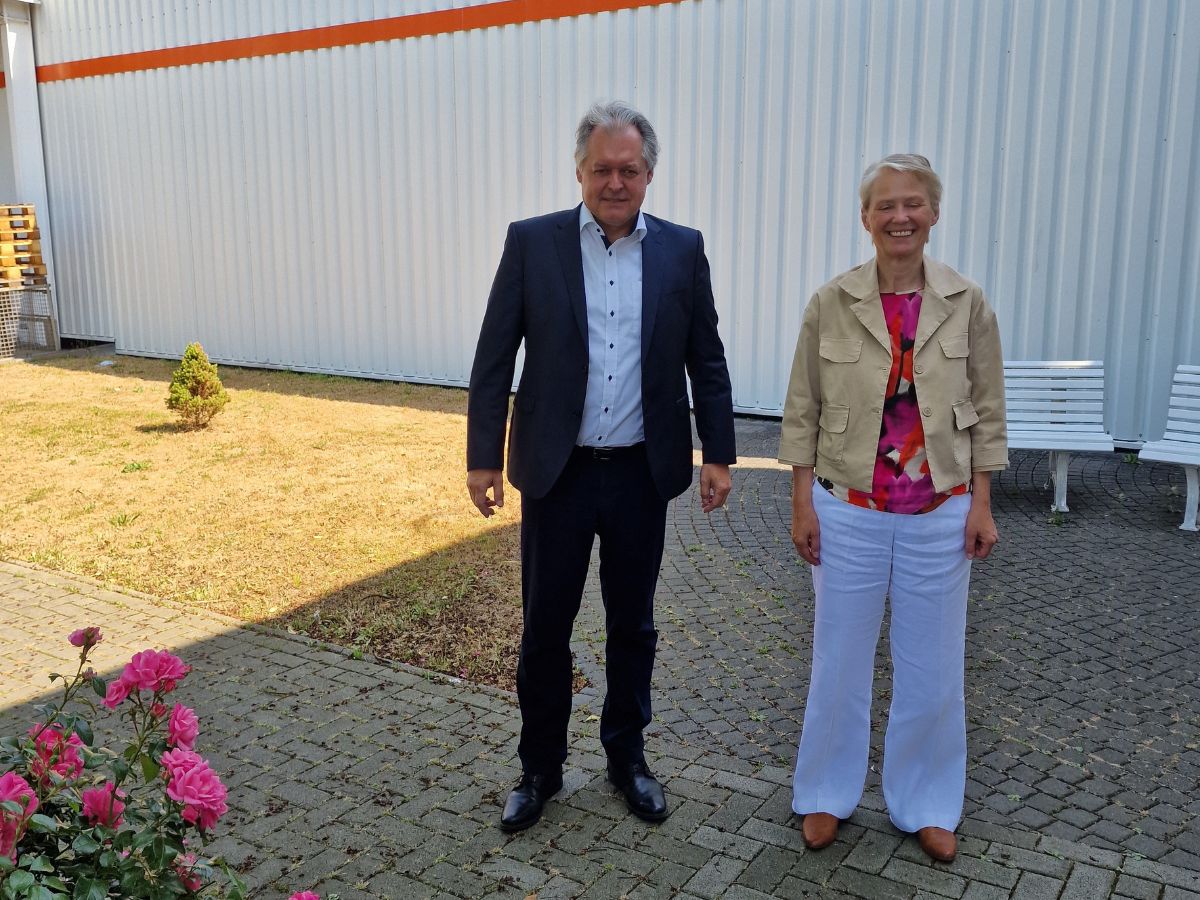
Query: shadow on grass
[
  {"left": 29, "top": 352, "right": 480, "bottom": 416},
  {"left": 259, "top": 521, "right": 524, "bottom": 691}
]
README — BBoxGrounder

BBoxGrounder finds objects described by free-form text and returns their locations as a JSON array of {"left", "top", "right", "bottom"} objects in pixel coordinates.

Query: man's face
[{"left": 576, "top": 125, "right": 653, "bottom": 242}]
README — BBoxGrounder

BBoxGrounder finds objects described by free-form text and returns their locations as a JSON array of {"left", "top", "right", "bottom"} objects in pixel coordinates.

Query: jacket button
[
  {"left": 915, "top": 364, "right": 924, "bottom": 374},
  {"left": 922, "top": 406, "right": 932, "bottom": 416}
]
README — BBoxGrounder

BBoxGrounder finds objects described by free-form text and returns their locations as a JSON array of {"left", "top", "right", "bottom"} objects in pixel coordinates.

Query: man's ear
[
  {"left": 576, "top": 168, "right": 583, "bottom": 185},
  {"left": 646, "top": 169, "right": 654, "bottom": 186}
]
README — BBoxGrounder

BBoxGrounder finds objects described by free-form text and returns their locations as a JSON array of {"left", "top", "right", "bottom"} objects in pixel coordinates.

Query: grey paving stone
[
  {"left": 1060, "top": 863, "right": 1117, "bottom": 900},
  {"left": 682, "top": 854, "right": 749, "bottom": 899},
  {"left": 1011, "top": 871, "right": 1067, "bottom": 900}
]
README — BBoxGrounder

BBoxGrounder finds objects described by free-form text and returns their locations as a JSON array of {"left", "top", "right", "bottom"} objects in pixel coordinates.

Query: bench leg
[
  {"left": 1182, "top": 465, "right": 1199, "bottom": 532},
  {"left": 1048, "top": 451, "right": 1070, "bottom": 513}
]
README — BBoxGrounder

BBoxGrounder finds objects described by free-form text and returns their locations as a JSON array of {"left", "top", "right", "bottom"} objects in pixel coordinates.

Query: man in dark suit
[{"left": 467, "top": 101, "right": 736, "bottom": 832}]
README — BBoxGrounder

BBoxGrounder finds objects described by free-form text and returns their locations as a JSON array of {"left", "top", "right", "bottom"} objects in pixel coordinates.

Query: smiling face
[
  {"left": 861, "top": 169, "right": 939, "bottom": 266},
  {"left": 576, "top": 124, "right": 653, "bottom": 243}
]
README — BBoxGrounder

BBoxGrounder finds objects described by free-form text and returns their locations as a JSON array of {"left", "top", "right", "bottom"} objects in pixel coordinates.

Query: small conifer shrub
[{"left": 166, "top": 342, "right": 229, "bottom": 428}]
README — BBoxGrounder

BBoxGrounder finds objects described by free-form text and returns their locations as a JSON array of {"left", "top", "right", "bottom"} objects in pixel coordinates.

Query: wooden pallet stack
[{"left": 0, "top": 204, "right": 47, "bottom": 288}]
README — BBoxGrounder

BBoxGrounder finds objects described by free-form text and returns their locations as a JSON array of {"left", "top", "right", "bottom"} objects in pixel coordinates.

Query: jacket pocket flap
[
  {"left": 953, "top": 399, "right": 980, "bottom": 429},
  {"left": 939, "top": 333, "right": 970, "bottom": 358},
  {"left": 819, "top": 404, "right": 850, "bottom": 433},
  {"left": 819, "top": 338, "right": 863, "bottom": 363}
]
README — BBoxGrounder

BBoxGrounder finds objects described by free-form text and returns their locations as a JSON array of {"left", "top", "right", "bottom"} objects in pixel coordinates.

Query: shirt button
[
  {"left": 608, "top": 375, "right": 612, "bottom": 381},
  {"left": 922, "top": 406, "right": 932, "bottom": 416},
  {"left": 610, "top": 311, "right": 615, "bottom": 317},
  {"left": 603, "top": 407, "right": 608, "bottom": 413},
  {"left": 609, "top": 343, "right": 614, "bottom": 349}
]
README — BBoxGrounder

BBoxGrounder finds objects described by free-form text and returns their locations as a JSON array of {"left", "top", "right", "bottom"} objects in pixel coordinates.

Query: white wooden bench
[
  {"left": 1138, "top": 364, "right": 1200, "bottom": 531},
  {"left": 1004, "top": 360, "right": 1115, "bottom": 512}
]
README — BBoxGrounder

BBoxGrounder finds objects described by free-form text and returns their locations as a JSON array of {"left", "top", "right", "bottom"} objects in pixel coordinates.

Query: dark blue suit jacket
[{"left": 467, "top": 205, "right": 736, "bottom": 501}]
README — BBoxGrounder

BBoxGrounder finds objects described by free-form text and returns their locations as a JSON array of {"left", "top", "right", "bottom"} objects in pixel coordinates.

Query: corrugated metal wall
[{"left": 33, "top": 0, "right": 1200, "bottom": 443}]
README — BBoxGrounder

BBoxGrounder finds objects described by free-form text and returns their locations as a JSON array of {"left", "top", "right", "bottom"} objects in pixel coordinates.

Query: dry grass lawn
[{"left": 0, "top": 353, "right": 525, "bottom": 689}]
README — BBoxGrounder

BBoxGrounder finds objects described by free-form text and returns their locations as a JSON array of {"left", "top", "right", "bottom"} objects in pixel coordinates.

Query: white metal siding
[{"left": 34, "top": 0, "right": 1200, "bottom": 443}]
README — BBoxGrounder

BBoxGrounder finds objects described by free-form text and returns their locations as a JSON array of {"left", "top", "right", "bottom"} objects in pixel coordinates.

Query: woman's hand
[
  {"left": 965, "top": 471, "right": 999, "bottom": 559},
  {"left": 791, "top": 466, "right": 821, "bottom": 565}
]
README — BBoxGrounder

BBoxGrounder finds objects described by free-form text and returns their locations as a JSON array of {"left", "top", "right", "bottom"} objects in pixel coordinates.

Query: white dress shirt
[{"left": 577, "top": 204, "right": 647, "bottom": 447}]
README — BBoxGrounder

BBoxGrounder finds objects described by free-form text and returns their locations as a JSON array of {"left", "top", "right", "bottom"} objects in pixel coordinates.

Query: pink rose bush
[
  {"left": 0, "top": 629, "right": 248, "bottom": 898},
  {"left": 289, "top": 893, "right": 322, "bottom": 900}
]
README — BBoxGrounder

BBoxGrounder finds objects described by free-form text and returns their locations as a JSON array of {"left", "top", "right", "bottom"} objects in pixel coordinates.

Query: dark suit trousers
[{"left": 517, "top": 444, "right": 668, "bottom": 774}]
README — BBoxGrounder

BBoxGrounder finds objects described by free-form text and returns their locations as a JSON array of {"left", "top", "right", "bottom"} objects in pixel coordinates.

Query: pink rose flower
[
  {"left": 166, "top": 764, "right": 228, "bottom": 832},
  {"left": 174, "top": 851, "right": 203, "bottom": 891},
  {"left": 102, "top": 677, "right": 133, "bottom": 710},
  {"left": 160, "top": 748, "right": 205, "bottom": 776},
  {"left": 0, "top": 772, "right": 38, "bottom": 861},
  {"left": 80, "top": 782, "right": 126, "bottom": 827},
  {"left": 121, "top": 649, "right": 191, "bottom": 694},
  {"left": 28, "top": 723, "right": 85, "bottom": 785},
  {"left": 151, "top": 702, "right": 168, "bottom": 719},
  {"left": 68, "top": 626, "right": 103, "bottom": 649},
  {"left": 289, "top": 894, "right": 321, "bottom": 900},
  {"left": 168, "top": 704, "right": 199, "bottom": 751}
]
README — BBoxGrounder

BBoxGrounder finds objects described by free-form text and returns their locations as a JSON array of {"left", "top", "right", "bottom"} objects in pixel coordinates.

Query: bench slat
[
  {"left": 1142, "top": 442, "right": 1200, "bottom": 460},
  {"left": 1004, "top": 370, "right": 1105, "bottom": 381},
  {"left": 1005, "top": 388, "right": 1105, "bottom": 399},
  {"left": 1006, "top": 399, "right": 1104, "bottom": 411},
  {"left": 1007, "top": 413, "right": 1106, "bottom": 424},
  {"left": 1003, "top": 360, "right": 1104, "bottom": 368}
]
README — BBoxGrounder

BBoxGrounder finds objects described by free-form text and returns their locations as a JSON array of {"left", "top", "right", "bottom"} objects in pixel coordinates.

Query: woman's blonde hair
[{"left": 859, "top": 154, "right": 942, "bottom": 212}]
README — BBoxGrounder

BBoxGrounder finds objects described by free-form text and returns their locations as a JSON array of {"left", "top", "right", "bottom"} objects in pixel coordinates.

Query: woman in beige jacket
[{"left": 779, "top": 154, "right": 1008, "bottom": 863}]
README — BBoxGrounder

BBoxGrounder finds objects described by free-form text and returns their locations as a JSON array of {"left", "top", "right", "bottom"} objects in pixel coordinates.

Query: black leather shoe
[
  {"left": 607, "top": 761, "right": 669, "bottom": 822},
  {"left": 499, "top": 771, "right": 562, "bottom": 832}
]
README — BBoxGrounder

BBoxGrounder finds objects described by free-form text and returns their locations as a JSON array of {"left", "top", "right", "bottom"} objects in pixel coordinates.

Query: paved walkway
[{"left": 2, "top": 420, "right": 1200, "bottom": 899}]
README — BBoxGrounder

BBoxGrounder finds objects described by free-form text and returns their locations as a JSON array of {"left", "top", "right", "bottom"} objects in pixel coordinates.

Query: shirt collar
[{"left": 579, "top": 204, "right": 647, "bottom": 243}]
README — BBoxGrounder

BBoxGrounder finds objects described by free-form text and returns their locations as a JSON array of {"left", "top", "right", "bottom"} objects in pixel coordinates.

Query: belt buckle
[{"left": 592, "top": 447, "right": 614, "bottom": 461}]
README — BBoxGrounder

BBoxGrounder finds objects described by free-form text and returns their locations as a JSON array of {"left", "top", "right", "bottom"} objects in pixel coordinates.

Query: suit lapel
[
  {"left": 640, "top": 216, "right": 663, "bottom": 362},
  {"left": 555, "top": 206, "right": 588, "bottom": 344}
]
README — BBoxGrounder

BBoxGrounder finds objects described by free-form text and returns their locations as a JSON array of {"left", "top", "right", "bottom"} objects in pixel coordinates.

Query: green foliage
[{"left": 165, "top": 343, "right": 229, "bottom": 429}]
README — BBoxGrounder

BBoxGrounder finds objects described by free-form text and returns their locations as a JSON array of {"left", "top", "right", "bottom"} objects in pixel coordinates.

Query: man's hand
[
  {"left": 699, "top": 463, "right": 732, "bottom": 514},
  {"left": 467, "top": 468, "right": 505, "bottom": 518}
]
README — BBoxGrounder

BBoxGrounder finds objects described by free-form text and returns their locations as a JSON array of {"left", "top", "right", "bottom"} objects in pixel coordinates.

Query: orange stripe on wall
[{"left": 36, "top": 0, "right": 683, "bottom": 83}]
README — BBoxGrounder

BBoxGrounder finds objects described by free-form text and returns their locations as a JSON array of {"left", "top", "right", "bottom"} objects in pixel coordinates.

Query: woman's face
[{"left": 861, "top": 170, "right": 939, "bottom": 265}]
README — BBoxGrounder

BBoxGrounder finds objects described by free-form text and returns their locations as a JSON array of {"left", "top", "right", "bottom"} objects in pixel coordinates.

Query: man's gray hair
[
  {"left": 859, "top": 153, "right": 943, "bottom": 212},
  {"left": 574, "top": 101, "right": 660, "bottom": 172}
]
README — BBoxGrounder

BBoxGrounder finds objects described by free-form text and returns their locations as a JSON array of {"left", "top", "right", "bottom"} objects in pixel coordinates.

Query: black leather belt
[{"left": 573, "top": 442, "right": 645, "bottom": 461}]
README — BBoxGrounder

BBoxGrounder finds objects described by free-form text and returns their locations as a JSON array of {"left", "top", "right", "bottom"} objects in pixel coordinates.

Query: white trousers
[{"left": 792, "top": 486, "right": 972, "bottom": 833}]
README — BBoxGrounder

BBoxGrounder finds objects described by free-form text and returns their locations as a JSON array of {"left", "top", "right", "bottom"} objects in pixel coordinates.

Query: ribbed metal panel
[{"left": 34, "top": 0, "right": 1200, "bottom": 443}]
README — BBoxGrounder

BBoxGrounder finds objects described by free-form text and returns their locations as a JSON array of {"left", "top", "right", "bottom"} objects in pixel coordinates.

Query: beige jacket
[{"left": 778, "top": 256, "right": 1008, "bottom": 492}]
